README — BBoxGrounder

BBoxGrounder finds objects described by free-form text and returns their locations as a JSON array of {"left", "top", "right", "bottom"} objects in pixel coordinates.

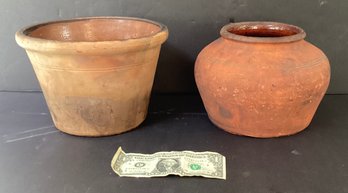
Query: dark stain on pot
[
  {"left": 125, "top": 97, "right": 138, "bottom": 129},
  {"left": 75, "top": 99, "right": 115, "bottom": 127},
  {"left": 219, "top": 106, "right": 232, "bottom": 118},
  {"left": 62, "top": 96, "right": 147, "bottom": 130},
  {"left": 302, "top": 99, "right": 313, "bottom": 106},
  {"left": 125, "top": 93, "right": 151, "bottom": 128},
  {"left": 301, "top": 92, "right": 323, "bottom": 106}
]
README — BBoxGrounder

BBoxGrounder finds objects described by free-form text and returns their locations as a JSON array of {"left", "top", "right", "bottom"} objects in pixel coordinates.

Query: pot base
[
  {"left": 208, "top": 115, "right": 308, "bottom": 138},
  {"left": 53, "top": 116, "right": 146, "bottom": 137}
]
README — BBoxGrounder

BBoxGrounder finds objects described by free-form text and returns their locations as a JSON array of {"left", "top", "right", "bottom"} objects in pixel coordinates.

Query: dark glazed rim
[{"left": 220, "top": 21, "right": 306, "bottom": 43}]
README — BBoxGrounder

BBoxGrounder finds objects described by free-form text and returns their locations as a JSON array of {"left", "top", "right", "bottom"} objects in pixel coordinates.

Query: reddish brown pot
[{"left": 195, "top": 22, "right": 330, "bottom": 138}]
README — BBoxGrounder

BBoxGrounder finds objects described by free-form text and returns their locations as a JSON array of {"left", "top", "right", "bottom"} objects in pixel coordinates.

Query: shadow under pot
[
  {"left": 16, "top": 17, "right": 168, "bottom": 136},
  {"left": 195, "top": 21, "right": 330, "bottom": 138}
]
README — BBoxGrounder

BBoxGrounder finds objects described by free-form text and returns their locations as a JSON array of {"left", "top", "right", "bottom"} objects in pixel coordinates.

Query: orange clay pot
[
  {"left": 16, "top": 17, "right": 168, "bottom": 136},
  {"left": 195, "top": 22, "right": 330, "bottom": 138}
]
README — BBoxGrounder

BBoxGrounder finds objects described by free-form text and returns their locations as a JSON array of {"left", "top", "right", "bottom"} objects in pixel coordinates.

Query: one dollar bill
[{"left": 111, "top": 147, "right": 226, "bottom": 180}]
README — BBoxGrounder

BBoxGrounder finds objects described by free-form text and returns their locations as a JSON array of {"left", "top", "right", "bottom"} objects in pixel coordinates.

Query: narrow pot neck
[{"left": 220, "top": 22, "right": 306, "bottom": 43}]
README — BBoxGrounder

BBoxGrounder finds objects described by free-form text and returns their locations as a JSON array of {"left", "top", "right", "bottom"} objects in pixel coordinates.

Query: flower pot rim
[
  {"left": 15, "top": 16, "right": 168, "bottom": 54},
  {"left": 220, "top": 21, "right": 306, "bottom": 43}
]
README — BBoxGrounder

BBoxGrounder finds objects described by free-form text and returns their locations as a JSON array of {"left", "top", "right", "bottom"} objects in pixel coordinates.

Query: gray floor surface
[{"left": 0, "top": 92, "right": 347, "bottom": 193}]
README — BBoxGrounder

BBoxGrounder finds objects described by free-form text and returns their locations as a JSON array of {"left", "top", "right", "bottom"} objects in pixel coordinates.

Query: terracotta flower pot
[
  {"left": 16, "top": 17, "right": 168, "bottom": 136},
  {"left": 195, "top": 22, "right": 330, "bottom": 138}
]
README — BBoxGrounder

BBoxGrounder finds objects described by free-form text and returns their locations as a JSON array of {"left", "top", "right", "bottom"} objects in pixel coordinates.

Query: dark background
[{"left": 1, "top": 0, "right": 346, "bottom": 93}]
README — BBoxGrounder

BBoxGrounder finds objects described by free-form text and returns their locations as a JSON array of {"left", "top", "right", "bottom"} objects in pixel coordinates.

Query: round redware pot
[
  {"left": 195, "top": 22, "right": 330, "bottom": 138},
  {"left": 16, "top": 17, "right": 168, "bottom": 136}
]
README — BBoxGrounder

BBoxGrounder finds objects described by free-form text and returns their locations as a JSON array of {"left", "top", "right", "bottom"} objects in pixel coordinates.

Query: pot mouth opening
[
  {"left": 220, "top": 22, "right": 306, "bottom": 43},
  {"left": 21, "top": 17, "right": 166, "bottom": 42}
]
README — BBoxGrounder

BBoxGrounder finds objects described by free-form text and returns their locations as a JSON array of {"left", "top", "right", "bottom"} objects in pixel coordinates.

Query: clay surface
[{"left": 195, "top": 22, "right": 330, "bottom": 138}]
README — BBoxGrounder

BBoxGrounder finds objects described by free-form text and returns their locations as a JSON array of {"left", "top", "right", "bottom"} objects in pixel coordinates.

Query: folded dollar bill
[{"left": 111, "top": 147, "right": 226, "bottom": 180}]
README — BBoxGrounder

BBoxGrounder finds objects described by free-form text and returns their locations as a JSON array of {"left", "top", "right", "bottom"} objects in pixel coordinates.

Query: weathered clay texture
[
  {"left": 195, "top": 22, "right": 330, "bottom": 138},
  {"left": 16, "top": 17, "right": 168, "bottom": 136}
]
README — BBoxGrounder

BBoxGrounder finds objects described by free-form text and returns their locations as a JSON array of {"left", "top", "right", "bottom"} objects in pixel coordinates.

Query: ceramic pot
[
  {"left": 16, "top": 17, "right": 168, "bottom": 136},
  {"left": 195, "top": 22, "right": 330, "bottom": 138}
]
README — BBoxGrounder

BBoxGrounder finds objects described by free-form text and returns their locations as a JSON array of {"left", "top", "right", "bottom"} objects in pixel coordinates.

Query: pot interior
[
  {"left": 227, "top": 23, "right": 302, "bottom": 37},
  {"left": 25, "top": 18, "right": 163, "bottom": 42}
]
